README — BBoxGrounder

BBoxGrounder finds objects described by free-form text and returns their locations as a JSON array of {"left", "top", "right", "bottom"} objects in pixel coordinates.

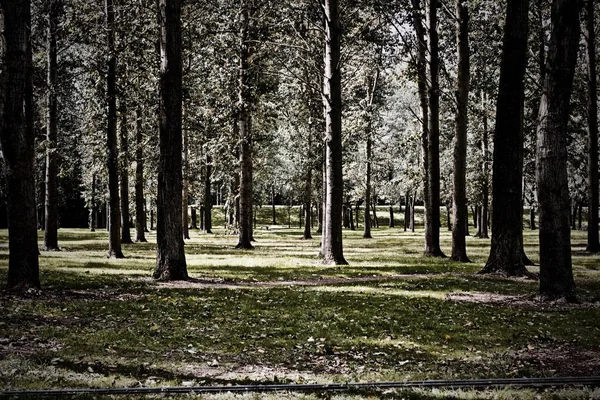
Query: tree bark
[
  {"left": 584, "top": 0, "right": 599, "bottom": 252},
  {"left": 44, "top": 0, "right": 60, "bottom": 251},
  {"left": 481, "top": 0, "right": 530, "bottom": 276},
  {"left": 204, "top": 155, "right": 212, "bottom": 234},
  {"left": 363, "top": 133, "right": 372, "bottom": 239},
  {"left": 236, "top": 1, "right": 253, "bottom": 249},
  {"left": 0, "top": 0, "right": 41, "bottom": 290},
  {"left": 119, "top": 101, "right": 133, "bottom": 244},
  {"left": 536, "top": 0, "right": 579, "bottom": 301},
  {"left": 451, "top": 0, "right": 470, "bottom": 262},
  {"left": 134, "top": 107, "right": 147, "bottom": 242},
  {"left": 153, "top": 0, "right": 188, "bottom": 280},
  {"left": 190, "top": 207, "right": 197, "bottom": 229},
  {"left": 302, "top": 117, "right": 312, "bottom": 239},
  {"left": 321, "top": 0, "right": 347, "bottom": 265},
  {"left": 182, "top": 110, "right": 189, "bottom": 239},
  {"left": 480, "top": 92, "right": 489, "bottom": 239},
  {"left": 425, "top": 0, "right": 445, "bottom": 257},
  {"left": 404, "top": 193, "right": 410, "bottom": 231},
  {"left": 106, "top": 0, "right": 124, "bottom": 259},
  {"left": 389, "top": 205, "right": 394, "bottom": 228}
]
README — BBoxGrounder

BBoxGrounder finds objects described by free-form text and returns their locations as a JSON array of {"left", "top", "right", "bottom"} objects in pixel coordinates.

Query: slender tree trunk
[
  {"left": 204, "top": 155, "right": 212, "bottom": 234},
  {"left": 320, "top": 146, "right": 327, "bottom": 248},
  {"left": 44, "top": 0, "right": 60, "bottom": 251},
  {"left": 271, "top": 185, "right": 276, "bottom": 225},
  {"left": 410, "top": 196, "right": 416, "bottom": 232},
  {"left": 236, "top": 2, "right": 253, "bottom": 249},
  {"left": 135, "top": 107, "right": 147, "bottom": 242},
  {"left": 0, "top": 0, "right": 41, "bottom": 289},
  {"left": 119, "top": 101, "right": 133, "bottom": 244},
  {"left": 404, "top": 193, "right": 410, "bottom": 231},
  {"left": 303, "top": 117, "right": 313, "bottom": 239},
  {"left": 425, "top": 0, "right": 445, "bottom": 257},
  {"left": 153, "top": 0, "right": 187, "bottom": 280},
  {"left": 190, "top": 207, "right": 197, "bottom": 229},
  {"left": 106, "top": 0, "right": 124, "bottom": 259},
  {"left": 529, "top": 207, "right": 536, "bottom": 230},
  {"left": 578, "top": 203, "right": 583, "bottom": 231},
  {"left": 321, "top": 0, "right": 346, "bottom": 265},
  {"left": 480, "top": 92, "right": 490, "bottom": 239},
  {"left": 536, "top": 0, "right": 579, "bottom": 301},
  {"left": 451, "top": 0, "right": 470, "bottom": 262},
  {"left": 389, "top": 205, "right": 394, "bottom": 228},
  {"left": 363, "top": 133, "right": 372, "bottom": 239},
  {"left": 372, "top": 197, "right": 379, "bottom": 228},
  {"left": 481, "top": 0, "right": 530, "bottom": 276},
  {"left": 199, "top": 205, "right": 205, "bottom": 231},
  {"left": 349, "top": 205, "right": 355, "bottom": 231},
  {"left": 90, "top": 174, "right": 96, "bottom": 232},
  {"left": 355, "top": 202, "right": 360, "bottom": 229},
  {"left": 584, "top": 0, "right": 599, "bottom": 252},
  {"left": 182, "top": 110, "right": 189, "bottom": 239}
]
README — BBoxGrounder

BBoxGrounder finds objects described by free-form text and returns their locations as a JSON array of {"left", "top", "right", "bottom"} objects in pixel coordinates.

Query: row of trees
[{"left": 0, "top": 0, "right": 597, "bottom": 301}]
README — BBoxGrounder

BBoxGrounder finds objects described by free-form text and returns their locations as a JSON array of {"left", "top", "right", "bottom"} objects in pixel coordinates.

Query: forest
[{"left": 1, "top": 0, "right": 600, "bottom": 398}]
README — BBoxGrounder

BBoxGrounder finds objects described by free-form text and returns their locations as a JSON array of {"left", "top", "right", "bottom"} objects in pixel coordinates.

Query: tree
[
  {"left": 119, "top": 100, "right": 133, "bottom": 244},
  {"left": 321, "top": 0, "right": 347, "bottom": 265},
  {"left": 480, "top": 0, "right": 530, "bottom": 276},
  {"left": 424, "top": 0, "right": 445, "bottom": 257},
  {"left": 584, "top": 0, "right": 599, "bottom": 252},
  {"left": 451, "top": 0, "right": 470, "bottom": 262},
  {"left": 153, "top": 0, "right": 188, "bottom": 281},
  {"left": 133, "top": 107, "right": 147, "bottom": 242},
  {"left": 106, "top": 0, "right": 124, "bottom": 259},
  {"left": 536, "top": 0, "right": 579, "bottom": 301},
  {"left": 0, "top": 0, "right": 41, "bottom": 289},
  {"left": 44, "top": 0, "right": 61, "bottom": 251}
]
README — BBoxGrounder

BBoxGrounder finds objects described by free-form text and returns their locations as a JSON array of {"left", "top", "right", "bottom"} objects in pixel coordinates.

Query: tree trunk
[
  {"left": 349, "top": 205, "right": 355, "bottom": 231},
  {"left": 135, "top": 107, "right": 147, "bottom": 242},
  {"left": 182, "top": 110, "right": 189, "bottom": 239},
  {"left": 204, "top": 155, "right": 212, "bottom": 234},
  {"left": 355, "top": 202, "right": 359, "bottom": 230},
  {"left": 389, "top": 205, "right": 394, "bottom": 228},
  {"left": 153, "top": 0, "right": 187, "bottom": 280},
  {"left": 321, "top": 0, "right": 347, "bottom": 265},
  {"left": 410, "top": 196, "right": 416, "bottom": 232},
  {"left": 585, "top": 0, "right": 599, "bottom": 252},
  {"left": 363, "top": 134, "right": 372, "bottom": 239},
  {"left": 536, "top": 0, "right": 579, "bottom": 301},
  {"left": 119, "top": 101, "right": 133, "bottom": 244},
  {"left": 451, "top": 0, "right": 470, "bottom": 262},
  {"left": 0, "top": 0, "right": 41, "bottom": 289},
  {"left": 190, "top": 207, "right": 197, "bottom": 229},
  {"left": 44, "top": 0, "right": 60, "bottom": 251},
  {"left": 481, "top": 0, "right": 530, "bottom": 276},
  {"left": 480, "top": 92, "right": 490, "bottom": 239},
  {"left": 578, "top": 203, "right": 583, "bottom": 231},
  {"left": 425, "top": 0, "right": 445, "bottom": 257},
  {"left": 446, "top": 205, "right": 451, "bottom": 231},
  {"left": 90, "top": 174, "right": 97, "bottom": 232},
  {"left": 302, "top": 119, "right": 313, "bottom": 239},
  {"left": 106, "top": 0, "right": 124, "bottom": 259},
  {"left": 571, "top": 203, "right": 577, "bottom": 230},
  {"left": 372, "top": 197, "right": 379, "bottom": 228},
  {"left": 236, "top": 2, "right": 253, "bottom": 249},
  {"left": 472, "top": 206, "right": 477, "bottom": 229},
  {"left": 271, "top": 185, "right": 276, "bottom": 225},
  {"left": 529, "top": 207, "right": 536, "bottom": 230},
  {"left": 404, "top": 193, "right": 410, "bottom": 231},
  {"left": 199, "top": 205, "right": 205, "bottom": 231}
]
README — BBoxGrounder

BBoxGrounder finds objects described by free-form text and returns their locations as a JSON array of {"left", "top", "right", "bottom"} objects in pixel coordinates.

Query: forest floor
[{"left": 1, "top": 223, "right": 600, "bottom": 399}]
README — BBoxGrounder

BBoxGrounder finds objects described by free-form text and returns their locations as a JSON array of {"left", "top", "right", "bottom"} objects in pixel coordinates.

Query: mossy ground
[{"left": 1, "top": 206, "right": 599, "bottom": 399}]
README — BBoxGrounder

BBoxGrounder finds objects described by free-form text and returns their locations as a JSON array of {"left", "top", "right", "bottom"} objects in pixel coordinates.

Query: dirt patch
[
  {"left": 511, "top": 346, "right": 600, "bottom": 376},
  {"left": 446, "top": 291, "right": 600, "bottom": 310}
]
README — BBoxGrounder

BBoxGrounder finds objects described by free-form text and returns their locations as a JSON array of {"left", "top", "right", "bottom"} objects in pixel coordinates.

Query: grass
[{"left": 0, "top": 208, "right": 599, "bottom": 399}]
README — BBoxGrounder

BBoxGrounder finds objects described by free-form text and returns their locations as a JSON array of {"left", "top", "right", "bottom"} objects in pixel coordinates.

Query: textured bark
[
  {"left": 363, "top": 133, "right": 372, "bottom": 239},
  {"left": 451, "top": 0, "right": 470, "bottom": 262},
  {"left": 584, "top": 0, "right": 599, "bottom": 252},
  {"left": 134, "top": 107, "right": 147, "bottom": 242},
  {"left": 0, "top": 0, "right": 40, "bottom": 290},
  {"left": 106, "top": 0, "right": 124, "bottom": 259},
  {"left": 321, "top": 0, "right": 346, "bottom": 265},
  {"left": 236, "top": 2, "right": 253, "bottom": 249},
  {"left": 425, "top": 0, "right": 445, "bottom": 257},
  {"left": 481, "top": 0, "right": 530, "bottom": 276},
  {"left": 389, "top": 206, "right": 394, "bottom": 228},
  {"left": 204, "top": 155, "right": 212, "bottom": 234},
  {"left": 119, "top": 101, "right": 133, "bottom": 244},
  {"left": 480, "top": 92, "right": 489, "bottom": 239},
  {"left": 44, "top": 0, "right": 60, "bottom": 251},
  {"left": 536, "top": 0, "right": 579, "bottom": 300},
  {"left": 182, "top": 114, "right": 189, "bottom": 239},
  {"left": 153, "top": 0, "right": 187, "bottom": 281}
]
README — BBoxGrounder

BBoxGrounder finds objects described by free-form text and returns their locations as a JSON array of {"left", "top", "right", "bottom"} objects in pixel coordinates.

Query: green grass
[{"left": 0, "top": 222, "right": 599, "bottom": 399}]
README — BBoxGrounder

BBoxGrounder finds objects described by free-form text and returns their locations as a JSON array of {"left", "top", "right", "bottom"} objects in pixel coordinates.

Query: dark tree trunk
[
  {"left": 271, "top": 185, "right": 276, "bottom": 225},
  {"left": 389, "top": 206, "right": 394, "bottom": 228},
  {"left": 472, "top": 206, "right": 477, "bottom": 229},
  {"left": 106, "top": 0, "right": 124, "bottom": 259},
  {"left": 119, "top": 101, "right": 133, "bottom": 244},
  {"left": 316, "top": 202, "right": 323, "bottom": 234},
  {"left": 480, "top": 92, "right": 490, "bottom": 239},
  {"left": 0, "top": 0, "right": 41, "bottom": 290},
  {"left": 320, "top": 146, "right": 327, "bottom": 250},
  {"left": 410, "top": 196, "right": 416, "bottom": 232},
  {"left": 446, "top": 205, "right": 451, "bottom": 231},
  {"left": 363, "top": 134, "right": 372, "bottom": 239},
  {"left": 536, "top": 0, "right": 579, "bottom": 301},
  {"left": 425, "top": 0, "right": 445, "bottom": 257},
  {"left": 578, "top": 203, "right": 583, "bottom": 231},
  {"left": 199, "top": 206, "right": 205, "bottom": 231},
  {"left": 44, "top": 0, "right": 60, "bottom": 251},
  {"left": 355, "top": 202, "right": 359, "bottom": 230},
  {"left": 584, "top": 0, "right": 599, "bottom": 252},
  {"left": 451, "top": 0, "right": 470, "bottom": 262},
  {"left": 343, "top": 204, "right": 349, "bottom": 228},
  {"left": 90, "top": 174, "right": 96, "bottom": 232},
  {"left": 571, "top": 203, "right": 577, "bottom": 230},
  {"left": 529, "top": 207, "right": 536, "bottom": 230},
  {"left": 182, "top": 111, "right": 189, "bottom": 240},
  {"left": 190, "top": 207, "right": 197, "bottom": 229},
  {"left": 321, "top": 0, "right": 347, "bottom": 265},
  {"left": 481, "top": 0, "right": 530, "bottom": 276},
  {"left": 236, "top": 2, "right": 253, "bottom": 249},
  {"left": 150, "top": 208, "right": 154, "bottom": 230},
  {"left": 372, "top": 197, "right": 379, "bottom": 228},
  {"left": 134, "top": 107, "right": 147, "bottom": 242},
  {"left": 404, "top": 193, "right": 410, "bottom": 231},
  {"left": 153, "top": 0, "right": 187, "bottom": 281},
  {"left": 204, "top": 155, "right": 212, "bottom": 234}
]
